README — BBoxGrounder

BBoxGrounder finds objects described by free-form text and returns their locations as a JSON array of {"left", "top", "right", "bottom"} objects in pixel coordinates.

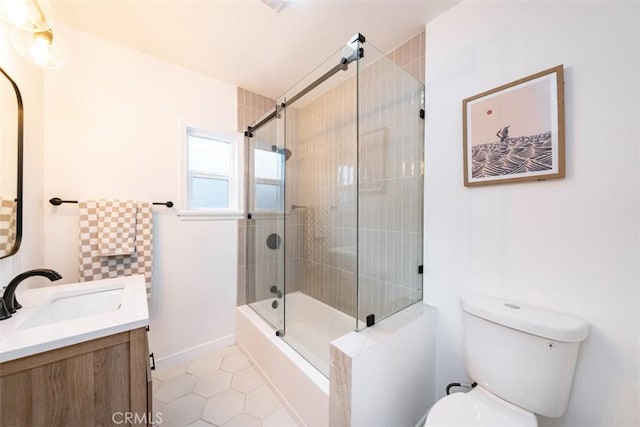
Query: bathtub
[
  {"left": 248, "top": 291, "right": 360, "bottom": 376},
  {"left": 237, "top": 291, "right": 359, "bottom": 426},
  {"left": 237, "top": 291, "right": 436, "bottom": 427}
]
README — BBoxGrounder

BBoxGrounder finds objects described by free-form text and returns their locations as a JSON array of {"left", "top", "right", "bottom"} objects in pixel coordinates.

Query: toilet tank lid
[{"left": 461, "top": 294, "right": 589, "bottom": 342}]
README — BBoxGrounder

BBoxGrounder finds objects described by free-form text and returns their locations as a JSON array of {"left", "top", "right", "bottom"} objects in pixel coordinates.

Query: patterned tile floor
[{"left": 152, "top": 345, "right": 298, "bottom": 427}]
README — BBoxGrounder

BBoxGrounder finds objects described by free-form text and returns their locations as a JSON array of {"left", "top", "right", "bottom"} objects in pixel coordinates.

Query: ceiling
[{"left": 51, "top": 0, "right": 459, "bottom": 99}]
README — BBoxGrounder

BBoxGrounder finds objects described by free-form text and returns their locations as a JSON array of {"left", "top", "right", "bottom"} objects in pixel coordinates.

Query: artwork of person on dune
[{"left": 466, "top": 75, "right": 559, "bottom": 181}]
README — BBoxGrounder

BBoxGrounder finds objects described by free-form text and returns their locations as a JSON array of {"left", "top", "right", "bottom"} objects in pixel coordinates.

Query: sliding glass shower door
[
  {"left": 277, "top": 42, "right": 361, "bottom": 376},
  {"left": 246, "top": 116, "right": 286, "bottom": 334},
  {"left": 244, "top": 32, "right": 425, "bottom": 378}
]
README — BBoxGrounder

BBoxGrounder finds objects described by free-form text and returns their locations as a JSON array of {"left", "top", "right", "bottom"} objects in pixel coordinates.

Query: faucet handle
[
  {"left": 0, "top": 298, "right": 12, "bottom": 320},
  {"left": 3, "top": 287, "right": 22, "bottom": 310}
]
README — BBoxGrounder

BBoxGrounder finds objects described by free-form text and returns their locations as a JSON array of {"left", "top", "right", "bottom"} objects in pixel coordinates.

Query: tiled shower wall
[
  {"left": 237, "top": 87, "right": 275, "bottom": 132},
  {"left": 237, "top": 31, "right": 426, "bottom": 321},
  {"left": 289, "top": 32, "right": 425, "bottom": 321},
  {"left": 287, "top": 76, "right": 359, "bottom": 317},
  {"left": 388, "top": 31, "right": 425, "bottom": 85}
]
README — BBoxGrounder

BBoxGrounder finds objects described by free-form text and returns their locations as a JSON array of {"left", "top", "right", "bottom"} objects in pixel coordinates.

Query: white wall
[
  {"left": 424, "top": 2, "right": 639, "bottom": 427},
  {"left": 0, "top": 22, "right": 45, "bottom": 287},
  {"left": 43, "top": 24, "right": 239, "bottom": 363},
  {"left": 330, "top": 304, "right": 436, "bottom": 427}
]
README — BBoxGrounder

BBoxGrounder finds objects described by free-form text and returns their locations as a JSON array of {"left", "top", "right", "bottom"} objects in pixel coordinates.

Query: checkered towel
[
  {"left": 78, "top": 200, "right": 153, "bottom": 297},
  {"left": 0, "top": 197, "right": 16, "bottom": 255},
  {"left": 97, "top": 200, "right": 136, "bottom": 256}
]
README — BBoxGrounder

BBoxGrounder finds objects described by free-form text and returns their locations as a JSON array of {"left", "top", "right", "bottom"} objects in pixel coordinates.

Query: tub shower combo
[{"left": 239, "top": 33, "right": 425, "bottom": 420}]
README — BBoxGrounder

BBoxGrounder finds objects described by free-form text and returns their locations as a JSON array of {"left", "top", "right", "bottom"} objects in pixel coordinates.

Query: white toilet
[{"left": 425, "top": 293, "right": 589, "bottom": 426}]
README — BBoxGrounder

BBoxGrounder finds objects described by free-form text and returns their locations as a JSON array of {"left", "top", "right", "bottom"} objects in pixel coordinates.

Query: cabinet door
[{"left": 0, "top": 331, "right": 134, "bottom": 426}]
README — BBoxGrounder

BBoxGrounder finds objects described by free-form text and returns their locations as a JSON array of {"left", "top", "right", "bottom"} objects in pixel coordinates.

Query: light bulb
[
  {"left": 11, "top": 26, "right": 68, "bottom": 68},
  {"left": 28, "top": 31, "right": 50, "bottom": 65}
]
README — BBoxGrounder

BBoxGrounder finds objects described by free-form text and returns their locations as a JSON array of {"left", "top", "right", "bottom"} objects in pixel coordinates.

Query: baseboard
[{"left": 154, "top": 334, "right": 236, "bottom": 371}]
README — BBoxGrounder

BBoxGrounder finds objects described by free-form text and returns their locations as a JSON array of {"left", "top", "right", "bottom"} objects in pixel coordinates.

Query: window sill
[{"left": 177, "top": 210, "right": 244, "bottom": 221}]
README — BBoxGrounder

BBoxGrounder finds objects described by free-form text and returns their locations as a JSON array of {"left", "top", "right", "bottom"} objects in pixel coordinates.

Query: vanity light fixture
[
  {"left": 0, "top": 0, "right": 53, "bottom": 32},
  {"left": 0, "top": 0, "right": 68, "bottom": 68}
]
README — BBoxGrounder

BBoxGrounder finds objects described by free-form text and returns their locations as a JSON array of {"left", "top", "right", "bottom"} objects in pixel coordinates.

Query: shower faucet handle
[{"left": 270, "top": 286, "right": 283, "bottom": 299}]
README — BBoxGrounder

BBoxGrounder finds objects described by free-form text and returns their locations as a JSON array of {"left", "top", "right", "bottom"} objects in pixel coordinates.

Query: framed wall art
[{"left": 463, "top": 65, "right": 565, "bottom": 186}]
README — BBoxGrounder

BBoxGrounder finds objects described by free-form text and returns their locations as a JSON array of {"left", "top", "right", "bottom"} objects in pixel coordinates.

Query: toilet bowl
[{"left": 424, "top": 386, "right": 537, "bottom": 427}]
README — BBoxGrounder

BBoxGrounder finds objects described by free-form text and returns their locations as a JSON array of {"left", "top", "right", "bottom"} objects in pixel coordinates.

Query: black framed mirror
[{"left": 0, "top": 67, "right": 23, "bottom": 259}]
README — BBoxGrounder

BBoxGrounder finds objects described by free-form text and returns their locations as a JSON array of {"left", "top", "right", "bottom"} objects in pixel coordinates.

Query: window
[
  {"left": 253, "top": 147, "right": 284, "bottom": 211},
  {"left": 184, "top": 127, "right": 239, "bottom": 212}
]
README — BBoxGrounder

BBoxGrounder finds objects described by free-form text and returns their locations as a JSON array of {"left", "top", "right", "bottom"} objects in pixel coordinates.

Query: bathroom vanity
[{"left": 0, "top": 275, "right": 151, "bottom": 425}]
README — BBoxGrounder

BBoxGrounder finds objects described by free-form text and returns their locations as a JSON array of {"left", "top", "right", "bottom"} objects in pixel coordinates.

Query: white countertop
[{"left": 0, "top": 274, "right": 149, "bottom": 363}]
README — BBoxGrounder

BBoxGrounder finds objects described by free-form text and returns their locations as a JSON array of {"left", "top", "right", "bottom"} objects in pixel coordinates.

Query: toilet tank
[{"left": 461, "top": 294, "right": 588, "bottom": 418}]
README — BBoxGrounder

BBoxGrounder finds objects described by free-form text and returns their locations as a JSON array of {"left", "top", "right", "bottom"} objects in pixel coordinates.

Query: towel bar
[{"left": 49, "top": 197, "right": 174, "bottom": 208}]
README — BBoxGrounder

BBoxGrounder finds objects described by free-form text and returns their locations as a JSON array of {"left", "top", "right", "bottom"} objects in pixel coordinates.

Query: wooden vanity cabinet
[{"left": 0, "top": 327, "right": 152, "bottom": 426}]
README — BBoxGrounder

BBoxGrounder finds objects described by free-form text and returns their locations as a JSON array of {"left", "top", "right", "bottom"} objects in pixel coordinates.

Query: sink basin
[
  {"left": 18, "top": 287, "right": 124, "bottom": 330},
  {"left": 1, "top": 275, "right": 148, "bottom": 363}
]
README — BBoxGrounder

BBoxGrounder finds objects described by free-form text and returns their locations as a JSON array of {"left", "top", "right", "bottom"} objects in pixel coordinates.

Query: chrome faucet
[{"left": 0, "top": 269, "right": 63, "bottom": 320}]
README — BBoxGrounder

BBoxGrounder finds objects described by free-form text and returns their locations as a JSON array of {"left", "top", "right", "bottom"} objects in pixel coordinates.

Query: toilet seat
[{"left": 424, "top": 386, "right": 538, "bottom": 427}]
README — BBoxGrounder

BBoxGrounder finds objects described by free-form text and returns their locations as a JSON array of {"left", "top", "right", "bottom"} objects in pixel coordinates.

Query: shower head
[{"left": 271, "top": 145, "right": 292, "bottom": 161}]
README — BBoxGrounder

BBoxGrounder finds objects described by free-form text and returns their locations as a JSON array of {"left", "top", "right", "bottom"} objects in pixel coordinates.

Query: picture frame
[{"left": 462, "top": 65, "right": 565, "bottom": 186}]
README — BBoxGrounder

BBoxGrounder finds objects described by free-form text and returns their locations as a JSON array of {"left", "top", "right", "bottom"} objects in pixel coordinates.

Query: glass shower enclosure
[{"left": 245, "top": 34, "right": 424, "bottom": 377}]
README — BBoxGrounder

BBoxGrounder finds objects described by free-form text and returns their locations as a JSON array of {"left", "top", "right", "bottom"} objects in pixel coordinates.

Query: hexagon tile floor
[{"left": 152, "top": 345, "right": 299, "bottom": 427}]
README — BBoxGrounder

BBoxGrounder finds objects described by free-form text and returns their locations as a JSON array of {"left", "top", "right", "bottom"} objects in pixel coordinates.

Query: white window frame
[{"left": 179, "top": 122, "right": 243, "bottom": 220}]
